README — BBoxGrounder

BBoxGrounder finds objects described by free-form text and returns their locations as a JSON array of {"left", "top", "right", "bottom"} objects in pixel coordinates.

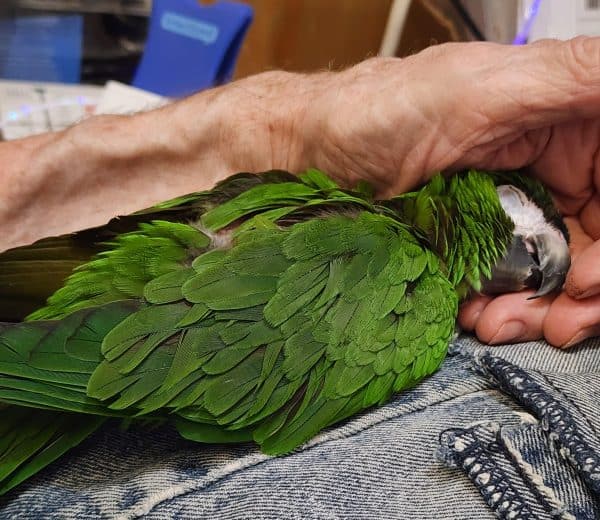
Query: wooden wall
[
  {"left": 228, "top": 0, "right": 479, "bottom": 79},
  {"left": 233, "top": 0, "right": 394, "bottom": 78}
]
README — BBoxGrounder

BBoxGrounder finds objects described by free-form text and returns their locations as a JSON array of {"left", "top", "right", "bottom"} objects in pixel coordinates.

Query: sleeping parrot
[{"left": 0, "top": 168, "right": 570, "bottom": 494}]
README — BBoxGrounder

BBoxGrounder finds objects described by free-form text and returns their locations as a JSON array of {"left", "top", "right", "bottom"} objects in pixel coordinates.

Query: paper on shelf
[
  {"left": 0, "top": 79, "right": 168, "bottom": 140},
  {"left": 0, "top": 80, "right": 102, "bottom": 140}
]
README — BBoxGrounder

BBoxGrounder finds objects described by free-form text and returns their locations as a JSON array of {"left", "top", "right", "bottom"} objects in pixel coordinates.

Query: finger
[
  {"left": 543, "top": 291, "right": 600, "bottom": 348},
  {"left": 495, "top": 37, "right": 600, "bottom": 125},
  {"left": 473, "top": 291, "right": 553, "bottom": 345},
  {"left": 563, "top": 216, "right": 598, "bottom": 299},
  {"left": 442, "top": 38, "right": 600, "bottom": 137},
  {"left": 563, "top": 216, "right": 594, "bottom": 261},
  {"left": 578, "top": 194, "right": 600, "bottom": 240},
  {"left": 566, "top": 240, "right": 600, "bottom": 299},
  {"left": 421, "top": 38, "right": 600, "bottom": 178},
  {"left": 527, "top": 121, "right": 597, "bottom": 206},
  {"left": 458, "top": 295, "right": 492, "bottom": 331}
]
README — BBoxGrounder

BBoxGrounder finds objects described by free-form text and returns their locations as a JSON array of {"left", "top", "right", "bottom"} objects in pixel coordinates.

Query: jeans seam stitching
[{"left": 477, "top": 354, "right": 600, "bottom": 498}]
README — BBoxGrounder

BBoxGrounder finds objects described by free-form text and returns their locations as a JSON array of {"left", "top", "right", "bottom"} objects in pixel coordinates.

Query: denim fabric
[{"left": 1, "top": 336, "right": 600, "bottom": 519}]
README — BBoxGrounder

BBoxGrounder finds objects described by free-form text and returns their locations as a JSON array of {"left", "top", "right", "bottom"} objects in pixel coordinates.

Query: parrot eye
[{"left": 524, "top": 237, "right": 540, "bottom": 266}]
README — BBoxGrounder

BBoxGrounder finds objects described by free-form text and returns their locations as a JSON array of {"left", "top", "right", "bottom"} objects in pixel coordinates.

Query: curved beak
[
  {"left": 481, "top": 231, "right": 570, "bottom": 299},
  {"left": 527, "top": 232, "right": 571, "bottom": 299}
]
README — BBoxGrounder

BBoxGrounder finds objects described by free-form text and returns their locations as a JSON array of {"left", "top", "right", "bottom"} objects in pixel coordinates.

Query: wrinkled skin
[{"left": 3, "top": 38, "right": 600, "bottom": 348}]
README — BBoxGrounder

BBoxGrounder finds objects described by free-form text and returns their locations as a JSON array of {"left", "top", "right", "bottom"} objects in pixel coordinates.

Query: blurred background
[{"left": 0, "top": 0, "right": 597, "bottom": 139}]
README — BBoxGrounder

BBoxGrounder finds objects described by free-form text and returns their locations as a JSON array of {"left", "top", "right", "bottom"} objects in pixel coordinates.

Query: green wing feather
[
  {"left": 1, "top": 210, "right": 456, "bottom": 457},
  {"left": 0, "top": 170, "right": 318, "bottom": 492},
  {"left": 77, "top": 212, "right": 458, "bottom": 455}
]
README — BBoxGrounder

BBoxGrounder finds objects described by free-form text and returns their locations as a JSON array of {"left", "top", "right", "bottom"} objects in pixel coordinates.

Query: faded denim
[{"left": 1, "top": 335, "right": 600, "bottom": 519}]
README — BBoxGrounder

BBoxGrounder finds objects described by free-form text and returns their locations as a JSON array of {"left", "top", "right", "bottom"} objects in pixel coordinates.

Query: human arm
[
  {"left": 4, "top": 38, "right": 599, "bottom": 250},
  {"left": 0, "top": 72, "right": 309, "bottom": 251}
]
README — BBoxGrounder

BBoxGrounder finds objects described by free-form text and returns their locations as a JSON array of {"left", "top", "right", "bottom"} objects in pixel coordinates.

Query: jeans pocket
[{"left": 441, "top": 353, "right": 600, "bottom": 520}]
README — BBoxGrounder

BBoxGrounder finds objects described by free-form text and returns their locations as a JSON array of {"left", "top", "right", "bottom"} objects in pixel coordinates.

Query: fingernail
[
  {"left": 562, "top": 327, "right": 597, "bottom": 349},
  {"left": 575, "top": 284, "right": 600, "bottom": 300},
  {"left": 489, "top": 321, "right": 527, "bottom": 345}
]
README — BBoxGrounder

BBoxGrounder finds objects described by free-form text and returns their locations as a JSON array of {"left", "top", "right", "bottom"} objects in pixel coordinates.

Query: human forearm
[
  {"left": 0, "top": 71, "right": 309, "bottom": 252},
  {"left": 6, "top": 38, "right": 600, "bottom": 256}
]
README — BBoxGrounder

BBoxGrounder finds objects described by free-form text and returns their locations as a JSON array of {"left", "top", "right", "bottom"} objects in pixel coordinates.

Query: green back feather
[
  {"left": 0, "top": 171, "right": 303, "bottom": 321},
  {"left": 26, "top": 169, "right": 376, "bottom": 321}
]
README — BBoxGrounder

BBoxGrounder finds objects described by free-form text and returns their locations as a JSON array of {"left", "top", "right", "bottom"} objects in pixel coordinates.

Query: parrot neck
[{"left": 384, "top": 172, "right": 515, "bottom": 299}]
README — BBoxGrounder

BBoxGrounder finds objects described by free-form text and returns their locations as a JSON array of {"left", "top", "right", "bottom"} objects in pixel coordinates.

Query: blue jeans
[{"left": 2, "top": 335, "right": 599, "bottom": 519}]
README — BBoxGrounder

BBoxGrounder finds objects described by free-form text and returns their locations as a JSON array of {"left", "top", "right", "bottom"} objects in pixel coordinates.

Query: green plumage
[{"left": 0, "top": 168, "right": 535, "bottom": 494}]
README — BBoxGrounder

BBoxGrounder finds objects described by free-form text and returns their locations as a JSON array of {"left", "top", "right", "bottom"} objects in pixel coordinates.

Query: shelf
[{"left": 15, "top": 0, "right": 151, "bottom": 17}]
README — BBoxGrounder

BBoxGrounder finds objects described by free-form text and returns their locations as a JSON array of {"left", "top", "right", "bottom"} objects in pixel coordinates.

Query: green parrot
[{"left": 0, "top": 168, "right": 569, "bottom": 495}]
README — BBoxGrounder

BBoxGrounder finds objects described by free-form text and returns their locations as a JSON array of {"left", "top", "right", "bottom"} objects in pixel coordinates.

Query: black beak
[
  {"left": 526, "top": 233, "right": 571, "bottom": 299},
  {"left": 480, "top": 232, "right": 570, "bottom": 299}
]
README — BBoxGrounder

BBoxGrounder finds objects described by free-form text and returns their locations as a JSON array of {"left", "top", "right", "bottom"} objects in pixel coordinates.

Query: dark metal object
[{"left": 12, "top": 1, "right": 151, "bottom": 17}]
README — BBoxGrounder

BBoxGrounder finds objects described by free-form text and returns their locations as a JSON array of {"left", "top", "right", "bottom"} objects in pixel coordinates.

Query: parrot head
[
  {"left": 382, "top": 170, "right": 570, "bottom": 300},
  {"left": 481, "top": 177, "right": 570, "bottom": 299}
]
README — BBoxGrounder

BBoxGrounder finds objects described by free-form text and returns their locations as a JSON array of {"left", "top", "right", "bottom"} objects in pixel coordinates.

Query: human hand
[{"left": 300, "top": 38, "right": 600, "bottom": 193}]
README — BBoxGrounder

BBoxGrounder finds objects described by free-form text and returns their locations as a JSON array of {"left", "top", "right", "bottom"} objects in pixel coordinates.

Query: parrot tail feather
[
  {"left": 0, "top": 406, "right": 105, "bottom": 495},
  {"left": 0, "top": 301, "right": 141, "bottom": 415}
]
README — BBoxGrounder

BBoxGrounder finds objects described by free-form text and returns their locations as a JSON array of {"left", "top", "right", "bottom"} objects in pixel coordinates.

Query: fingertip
[
  {"left": 557, "top": 325, "right": 600, "bottom": 349},
  {"left": 543, "top": 293, "right": 578, "bottom": 346},
  {"left": 565, "top": 278, "right": 600, "bottom": 300},
  {"left": 565, "top": 249, "right": 600, "bottom": 300},
  {"left": 472, "top": 296, "right": 514, "bottom": 344},
  {"left": 474, "top": 316, "right": 504, "bottom": 345},
  {"left": 457, "top": 311, "right": 472, "bottom": 331},
  {"left": 473, "top": 292, "right": 550, "bottom": 345},
  {"left": 543, "top": 292, "right": 600, "bottom": 347},
  {"left": 563, "top": 233, "right": 600, "bottom": 299},
  {"left": 487, "top": 320, "right": 528, "bottom": 345}
]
